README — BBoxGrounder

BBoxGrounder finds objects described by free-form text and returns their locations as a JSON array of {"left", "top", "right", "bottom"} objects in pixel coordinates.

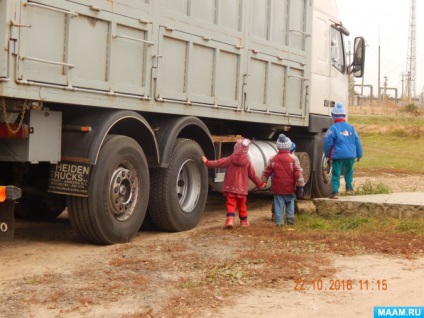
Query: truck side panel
[
  {"left": 157, "top": 28, "right": 241, "bottom": 108},
  {"left": 3, "top": 0, "right": 311, "bottom": 127},
  {"left": 156, "top": 0, "right": 310, "bottom": 116},
  {"left": 155, "top": 1, "right": 244, "bottom": 109},
  {"left": 246, "top": 0, "right": 308, "bottom": 116},
  {"left": 17, "top": 0, "right": 152, "bottom": 97}
]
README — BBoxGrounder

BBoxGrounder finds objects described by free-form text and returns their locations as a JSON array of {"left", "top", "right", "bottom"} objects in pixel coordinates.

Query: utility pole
[
  {"left": 378, "top": 31, "right": 381, "bottom": 107},
  {"left": 421, "top": 86, "right": 424, "bottom": 106},
  {"left": 383, "top": 76, "right": 388, "bottom": 101},
  {"left": 406, "top": 0, "right": 416, "bottom": 101},
  {"left": 360, "top": 41, "right": 369, "bottom": 102},
  {"left": 401, "top": 73, "right": 405, "bottom": 104}
]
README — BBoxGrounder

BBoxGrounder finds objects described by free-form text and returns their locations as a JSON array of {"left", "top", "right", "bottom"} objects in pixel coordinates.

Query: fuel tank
[{"left": 208, "top": 140, "right": 311, "bottom": 193}]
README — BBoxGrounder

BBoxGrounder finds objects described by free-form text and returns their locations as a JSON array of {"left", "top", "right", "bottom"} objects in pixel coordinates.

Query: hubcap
[
  {"left": 323, "top": 156, "right": 332, "bottom": 183},
  {"left": 110, "top": 164, "right": 139, "bottom": 221},
  {"left": 176, "top": 159, "right": 201, "bottom": 213}
]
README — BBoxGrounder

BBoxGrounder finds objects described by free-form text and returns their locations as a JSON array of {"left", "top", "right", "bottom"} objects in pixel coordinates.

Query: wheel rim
[
  {"left": 110, "top": 162, "right": 139, "bottom": 221},
  {"left": 176, "top": 159, "right": 201, "bottom": 213},
  {"left": 323, "top": 156, "right": 332, "bottom": 183},
  {"left": 297, "top": 152, "right": 311, "bottom": 184}
]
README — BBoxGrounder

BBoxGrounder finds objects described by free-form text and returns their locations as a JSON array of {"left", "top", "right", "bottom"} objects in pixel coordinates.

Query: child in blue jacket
[{"left": 324, "top": 102, "right": 363, "bottom": 199}]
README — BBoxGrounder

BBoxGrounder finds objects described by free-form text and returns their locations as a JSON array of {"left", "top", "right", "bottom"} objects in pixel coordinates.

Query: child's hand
[
  {"left": 201, "top": 156, "right": 207, "bottom": 163},
  {"left": 296, "top": 186, "right": 304, "bottom": 199}
]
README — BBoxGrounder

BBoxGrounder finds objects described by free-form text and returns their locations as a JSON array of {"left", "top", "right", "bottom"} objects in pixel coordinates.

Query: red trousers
[{"left": 225, "top": 196, "right": 248, "bottom": 218}]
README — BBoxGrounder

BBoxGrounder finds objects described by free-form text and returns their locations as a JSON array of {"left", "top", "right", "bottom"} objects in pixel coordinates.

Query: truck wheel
[
  {"left": 67, "top": 135, "right": 149, "bottom": 245},
  {"left": 149, "top": 138, "right": 208, "bottom": 231},
  {"left": 296, "top": 152, "right": 311, "bottom": 184},
  {"left": 311, "top": 135, "right": 332, "bottom": 198}
]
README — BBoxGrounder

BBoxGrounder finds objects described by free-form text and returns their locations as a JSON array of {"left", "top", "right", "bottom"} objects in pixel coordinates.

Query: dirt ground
[{"left": 1, "top": 172, "right": 423, "bottom": 318}]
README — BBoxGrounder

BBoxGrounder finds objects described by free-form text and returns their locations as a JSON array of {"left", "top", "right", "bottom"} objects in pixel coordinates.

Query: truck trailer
[{"left": 0, "top": 0, "right": 365, "bottom": 244}]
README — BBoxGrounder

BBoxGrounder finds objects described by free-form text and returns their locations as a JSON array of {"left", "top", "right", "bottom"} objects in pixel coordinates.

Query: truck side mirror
[{"left": 348, "top": 37, "right": 365, "bottom": 78}]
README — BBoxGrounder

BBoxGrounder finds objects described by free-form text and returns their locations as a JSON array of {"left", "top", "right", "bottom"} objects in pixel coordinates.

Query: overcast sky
[{"left": 337, "top": 0, "right": 424, "bottom": 98}]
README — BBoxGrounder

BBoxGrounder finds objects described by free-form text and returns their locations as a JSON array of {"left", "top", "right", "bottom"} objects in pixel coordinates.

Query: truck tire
[
  {"left": 311, "top": 135, "right": 332, "bottom": 198},
  {"left": 295, "top": 151, "right": 311, "bottom": 184},
  {"left": 149, "top": 138, "right": 208, "bottom": 231},
  {"left": 67, "top": 135, "right": 149, "bottom": 245}
]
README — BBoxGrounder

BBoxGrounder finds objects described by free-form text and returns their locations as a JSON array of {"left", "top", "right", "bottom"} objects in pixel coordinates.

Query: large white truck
[{"left": 0, "top": 0, "right": 365, "bottom": 244}]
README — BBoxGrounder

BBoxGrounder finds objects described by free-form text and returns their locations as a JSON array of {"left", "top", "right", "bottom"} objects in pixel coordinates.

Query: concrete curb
[{"left": 313, "top": 192, "right": 424, "bottom": 219}]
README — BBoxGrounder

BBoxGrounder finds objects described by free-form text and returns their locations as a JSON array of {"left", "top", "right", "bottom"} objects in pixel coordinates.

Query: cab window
[{"left": 330, "top": 27, "right": 345, "bottom": 73}]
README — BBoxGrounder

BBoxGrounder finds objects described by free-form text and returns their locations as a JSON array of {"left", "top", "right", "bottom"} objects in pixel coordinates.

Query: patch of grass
[
  {"left": 390, "top": 129, "right": 409, "bottom": 138},
  {"left": 355, "top": 133, "right": 424, "bottom": 173},
  {"left": 354, "top": 179, "right": 391, "bottom": 195},
  {"left": 349, "top": 114, "right": 424, "bottom": 126},
  {"left": 296, "top": 213, "right": 424, "bottom": 234},
  {"left": 297, "top": 213, "right": 332, "bottom": 230},
  {"left": 403, "top": 103, "right": 420, "bottom": 114},
  {"left": 396, "top": 220, "right": 424, "bottom": 234},
  {"left": 338, "top": 217, "right": 371, "bottom": 230}
]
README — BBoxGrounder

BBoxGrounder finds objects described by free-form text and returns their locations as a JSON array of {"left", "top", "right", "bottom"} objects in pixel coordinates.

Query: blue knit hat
[
  {"left": 331, "top": 102, "right": 347, "bottom": 118},
  {"left": 276, "top": 134, "right": 292, "bottom": 150}
]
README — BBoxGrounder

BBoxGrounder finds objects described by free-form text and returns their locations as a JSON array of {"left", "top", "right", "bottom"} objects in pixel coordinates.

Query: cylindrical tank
[
  {"left": 208, "top": 140, "right": 311, "bottom": 193},
  {"left": 208, "top": 140, "right": 278, "bottom": 192},
  {"left": 248, "top": 140, "right": 278, "bottom": 190}
]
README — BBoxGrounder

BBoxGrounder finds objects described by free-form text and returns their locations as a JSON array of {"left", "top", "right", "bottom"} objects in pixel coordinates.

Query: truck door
[
  {"left": 310, "top": 12, "right": 349, "bottom": 116},
  {"left": 329, "top": 27, "right": 348, "bottom": 110}
]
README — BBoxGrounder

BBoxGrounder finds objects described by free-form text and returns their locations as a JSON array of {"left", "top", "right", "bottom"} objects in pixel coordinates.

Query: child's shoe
[
  {"left": 224, "top": 213, "right": 235, "bottom": 228},
  {"left": 240, "top": 218, "right": 249, "bottom": 227},
  {"left": 287, "top": 217, "right": 295, "bottom": 225},
  {"left": 329, "top": 192, "right": 339, "bottom": 199}
]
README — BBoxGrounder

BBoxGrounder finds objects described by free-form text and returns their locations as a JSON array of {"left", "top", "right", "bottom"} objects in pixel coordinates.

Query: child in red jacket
[
  {"left": 271, "top": 141, "right": 303, "bottom": 221},
  {"left": 202, "top": 138, "right": 265, "bottom": 228},
  {"left": 262, "top": 134, "right": 304, "bottom": 226}
]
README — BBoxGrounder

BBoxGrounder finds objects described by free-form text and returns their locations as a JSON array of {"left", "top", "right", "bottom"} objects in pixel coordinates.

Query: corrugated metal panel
[
  {"left": 245, "top": 0, "right": 309, "bottom": 115},
  {"left": 0, "top": 0, "right": 8, "bottom": 78},
  {"left": 16, "top": 0, "right": 152, "bottom": 96}
]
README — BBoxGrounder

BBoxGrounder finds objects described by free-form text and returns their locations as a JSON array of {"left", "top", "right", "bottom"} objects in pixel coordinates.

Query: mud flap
[{"left": 0, "top": 186, "right": 22, "bottom": 241}]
